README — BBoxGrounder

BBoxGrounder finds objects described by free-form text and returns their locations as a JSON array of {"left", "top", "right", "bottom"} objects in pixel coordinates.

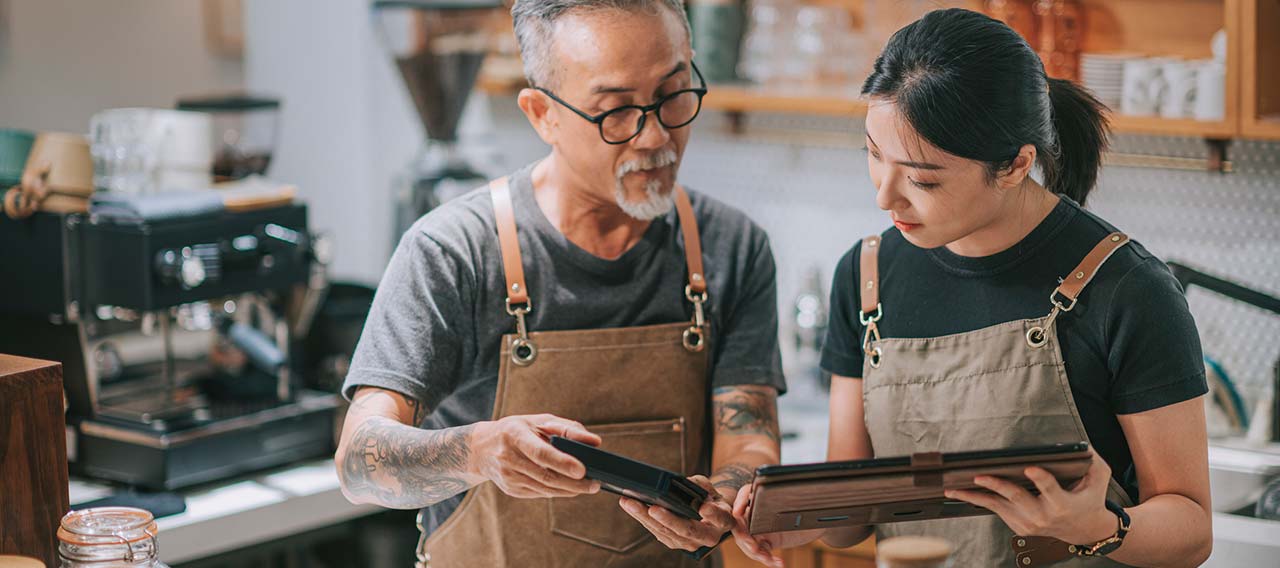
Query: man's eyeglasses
[{"left": 534, "top": 61, "right": 708, "bottom": 145}]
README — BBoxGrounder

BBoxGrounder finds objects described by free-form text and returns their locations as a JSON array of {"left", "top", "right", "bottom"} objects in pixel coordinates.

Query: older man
[{"left": 334, "top": 0, "right": 784, "bottom": 565}]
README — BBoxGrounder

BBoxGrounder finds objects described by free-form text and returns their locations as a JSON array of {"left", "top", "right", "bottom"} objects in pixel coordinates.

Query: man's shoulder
[
  {"left": 401, "top": 185, "right": 496, "bottom": 256},
  {"left": 683, "top": 186, "right": 770, "bottom": 248}
]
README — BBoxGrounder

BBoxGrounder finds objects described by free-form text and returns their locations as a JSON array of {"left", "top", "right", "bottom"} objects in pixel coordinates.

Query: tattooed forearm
[
  {"left": 340, "top": 417, "right": 477, "bottom": 509},
  {"left": 712, "top": 462, "right": 756, "bottom": 492},
  {"left": 712, "top": 386, "right": 780, "bottom": 442}
]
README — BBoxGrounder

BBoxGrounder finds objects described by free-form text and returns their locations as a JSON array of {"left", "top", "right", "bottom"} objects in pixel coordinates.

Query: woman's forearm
[{"left": 1098, "top": 494, "right": 1212, "bottom": 567}]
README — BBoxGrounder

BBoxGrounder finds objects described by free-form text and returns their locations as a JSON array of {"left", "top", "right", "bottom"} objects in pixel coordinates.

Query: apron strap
[
  {"left": 1028, "top": 232, "right": 1131, "bottom": 348},
  {"left": 489, "top": 178, "right": 710, "bottom": 355},
  {"left": 672, "top": 185, "right": 707, "bottom": 295},
  {"left": 858, "top": 235, "right": 882, "bottom": 319},
  {"left": 489, "top": 177, "right": 529, "bottom": 308},
  {"left": 858, "top": 235, "right": 882, "bottom": 316},
  {"left": 860, "top": 234, "right": 880, "bottom": 314},
  {"left": 489, "top": 179, "right": 709, "bottom": 303},
  {"left": 1052, "top": 232, "right": 1130, "bottom": 309},
  {"left": 858, "top": 235, "right": 884, "bottom": 366}
]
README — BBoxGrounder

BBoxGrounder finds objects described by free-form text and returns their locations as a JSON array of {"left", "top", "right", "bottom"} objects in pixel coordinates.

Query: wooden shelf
[
  {"left": 703, "top": 84, "right": 868, "bottom": 117},
  {"left": 1108, "top": 115, "right": 1238, "bottom": 138},
  {"left": 475, "top": 0, "right": 1280, "bottom": 144},
  {"left": 703, "top": 85, "right": 1238, "bottom": 139},
  {"left": 480, "top": 75, "right": 1245, "bottom": 140}
]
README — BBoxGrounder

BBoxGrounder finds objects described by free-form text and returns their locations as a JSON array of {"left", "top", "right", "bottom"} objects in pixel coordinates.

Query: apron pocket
[{"left": 549, "top": 417, "right": 687, "bottom": 554}]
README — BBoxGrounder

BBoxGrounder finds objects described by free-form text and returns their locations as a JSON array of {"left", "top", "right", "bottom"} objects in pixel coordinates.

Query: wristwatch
[{"left": 1071, "top": 500, "right": 1130, "bottom": 557}]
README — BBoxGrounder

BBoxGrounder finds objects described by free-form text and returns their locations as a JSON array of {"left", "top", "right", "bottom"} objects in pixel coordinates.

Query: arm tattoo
[
  {"left": 712, "top": 462, "right": 756, "bottom": 492},
  {"left": 712, "top": 386, "right": 780, "bottom": 443},
  {"left": 341, "top": 417, "right": 475, "bottom": 509}
]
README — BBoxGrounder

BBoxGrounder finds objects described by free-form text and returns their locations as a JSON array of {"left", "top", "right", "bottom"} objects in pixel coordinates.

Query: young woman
[{"left": 731, "top": 9, "right": 1212, "bottom": 567}]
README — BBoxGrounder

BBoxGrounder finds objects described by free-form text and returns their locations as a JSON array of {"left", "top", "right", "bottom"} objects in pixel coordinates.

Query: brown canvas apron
[
  {"left": 858, "top": 232, "right": 1137, "bottom": 567},
  {"left": 415, "top": 178, "right": 713, "bottom": 568}
]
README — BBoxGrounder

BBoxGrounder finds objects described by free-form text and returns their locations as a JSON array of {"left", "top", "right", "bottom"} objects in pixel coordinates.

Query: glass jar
[
  {"left": 57, "top": 507, "right": 169, "bottom": 567},
  {"left": 876, "top": 535, "right": 953, "bottom": 568}
]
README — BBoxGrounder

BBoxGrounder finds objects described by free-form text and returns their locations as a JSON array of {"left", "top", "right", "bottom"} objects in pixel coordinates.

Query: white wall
[
  {"left": 0, "top": 0, "right": 243, "bottom": 134},
  {"left": 244, "top": 0, "right": 431, "bottom": 284}
]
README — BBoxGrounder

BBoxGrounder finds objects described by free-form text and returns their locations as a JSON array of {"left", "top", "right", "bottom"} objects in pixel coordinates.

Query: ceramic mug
[
  {"left": 22, "top": 132, "right": 93, "bottom": 195},
  {"left": 1193, "top": 61, "right": 1226, "bottom": 121},
  {"left": 1121, "top": 58, "right": 1162, "bottom": 116},
  {"left": 3, "top": 131, "right": 93, "bottom": 219},
  {"left": 1159, "top": 60, "right": 1198, "bottom": 119}
]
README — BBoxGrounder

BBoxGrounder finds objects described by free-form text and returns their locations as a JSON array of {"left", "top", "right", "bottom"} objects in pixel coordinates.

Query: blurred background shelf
[{"left": 702, "top": 83, "right": 867, "bottom": 117}]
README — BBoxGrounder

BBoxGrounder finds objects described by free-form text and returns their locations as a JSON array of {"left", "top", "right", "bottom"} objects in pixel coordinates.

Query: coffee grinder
[{"left": 372, "top": 0, "right": 504, "bottom": 245}]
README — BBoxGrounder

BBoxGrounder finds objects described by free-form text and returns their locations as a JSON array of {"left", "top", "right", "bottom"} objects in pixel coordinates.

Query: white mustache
[{"left": 616, "top": 149, "right": 678, "bottom": 178}]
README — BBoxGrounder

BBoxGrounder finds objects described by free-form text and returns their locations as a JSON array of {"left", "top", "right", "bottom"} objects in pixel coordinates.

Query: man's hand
[
  {"left": 468, "top": 413, "right": 603, "bottom": 499},
  {"left": 619, "top": 475, "right": 733, "bottom": 552}
]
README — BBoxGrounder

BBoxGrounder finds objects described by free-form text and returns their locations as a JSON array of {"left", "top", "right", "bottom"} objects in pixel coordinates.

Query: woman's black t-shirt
[{"left": 820, "top": 196, "right": 1208, "bottom": 501}]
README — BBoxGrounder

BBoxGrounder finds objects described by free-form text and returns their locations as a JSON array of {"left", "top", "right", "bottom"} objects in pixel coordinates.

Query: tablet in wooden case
[{"left": 747, "top": 442, "right": 1092, "bottom": 535}]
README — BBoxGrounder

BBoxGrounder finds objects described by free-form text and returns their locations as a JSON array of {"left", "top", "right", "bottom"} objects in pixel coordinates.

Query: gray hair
[{"left": 511, "top": 0, "right": 691, "bottom": 89}]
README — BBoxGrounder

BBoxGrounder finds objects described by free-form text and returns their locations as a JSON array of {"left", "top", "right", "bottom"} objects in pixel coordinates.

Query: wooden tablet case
[{"left": 748, "top": 446, "right": 1092, "bottom": 534}]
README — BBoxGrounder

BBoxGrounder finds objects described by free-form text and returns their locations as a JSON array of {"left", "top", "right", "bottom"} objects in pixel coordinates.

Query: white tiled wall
[{"left": 481, "top": 95, "right": 1280, "bottom": 407}]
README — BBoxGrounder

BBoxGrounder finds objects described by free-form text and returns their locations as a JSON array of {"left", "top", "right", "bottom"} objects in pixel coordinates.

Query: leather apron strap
[
  {"left": 858, "top": 235, "right": 883, "bottom": 367},
  {"left": 1055, "top": 233, "right": 1130, "bottom": 306},
  {"left": 858, "top": 235, "right": 881, "bottom": 315},
  {"left": 489, "top": 177, "right": 529, "bottom": 307},
  {"left": 489, "top": 179, "right": 708, "bottom": 301},
  {"left": 488, "top": 178, "right": 711, "bottom": 357},
  {"left": 672, "top": 186, "right": 707, "bottom": 295},
  {"left": 1028, "top": 232, "right": 1130, "bottom": 348}
]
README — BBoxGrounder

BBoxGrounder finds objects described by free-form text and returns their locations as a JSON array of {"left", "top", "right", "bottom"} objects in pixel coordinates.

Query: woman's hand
[
  {"left": 730, "top": 483, "right": 826, "bottom": 567},
  {"left": 945, "top": 451, "right": 1120, "bottom": 545}
]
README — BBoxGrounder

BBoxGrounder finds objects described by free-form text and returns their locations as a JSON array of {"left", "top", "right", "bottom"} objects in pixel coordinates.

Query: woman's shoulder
[{"left": 1061, "top": 200, "right": 1169, "bottom": 290}]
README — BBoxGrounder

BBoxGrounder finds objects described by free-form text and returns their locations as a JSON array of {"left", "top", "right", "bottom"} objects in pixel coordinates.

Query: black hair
[{"left": 861, "top": 8, "right": 1109, "bottom": 205}]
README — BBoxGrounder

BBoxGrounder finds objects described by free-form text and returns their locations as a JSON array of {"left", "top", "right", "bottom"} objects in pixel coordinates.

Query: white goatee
[{"left": 614, "top": 149, "right": 678, "bottom": 221}]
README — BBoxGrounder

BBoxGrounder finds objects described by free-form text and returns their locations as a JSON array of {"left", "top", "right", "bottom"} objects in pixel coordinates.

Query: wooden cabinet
[
  {"left": 1241, "top": 0, "right": 1280, "bottom": 139},
  {"left": 479, "top": 0, "right": 1279, "bottom": 143},
  {"left": 0, "top": 355, "right": 69, "bottom": 568}
]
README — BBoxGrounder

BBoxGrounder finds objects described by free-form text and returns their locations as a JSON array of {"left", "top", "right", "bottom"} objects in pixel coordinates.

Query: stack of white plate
[{"left": 1080, "top": 52, "right": 1133, "bottom": 111}]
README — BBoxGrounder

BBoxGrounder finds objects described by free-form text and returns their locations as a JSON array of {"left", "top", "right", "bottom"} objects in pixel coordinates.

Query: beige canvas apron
[
  {"left": 415, "top": 178, "right": 713, "bottom": 568},
  {"left": 858, "top": 232, "right": 1137, "bottom": 567}
]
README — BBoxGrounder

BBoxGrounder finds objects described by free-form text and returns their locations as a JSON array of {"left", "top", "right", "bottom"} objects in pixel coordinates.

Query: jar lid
[
  {"left": 877, "top": 536, "right": 953, "bottom": 565},
  {"left": 57, "top": 507, "right": 158, "bottom": 547}
]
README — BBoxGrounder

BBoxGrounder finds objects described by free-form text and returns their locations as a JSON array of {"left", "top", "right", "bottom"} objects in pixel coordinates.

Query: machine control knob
[{"left": 156, "top": 247, "right": 208, "bottom": 290}]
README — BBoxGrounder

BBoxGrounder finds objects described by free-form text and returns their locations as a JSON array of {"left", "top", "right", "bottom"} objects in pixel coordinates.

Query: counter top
[
  {"left": 68, "top": 406, "right": 1280, "bottom": 566},
  {"left": 69, "top": 461, "right": 379, "bottom": 565}
]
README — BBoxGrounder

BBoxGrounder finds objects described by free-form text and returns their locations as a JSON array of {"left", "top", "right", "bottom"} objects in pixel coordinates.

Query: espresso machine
[
  {"left": 0, "top": 203, "right": 338, "bottom": 490},
  {"left": 372, "top": 0, "right": 504, "bottom": 245}
]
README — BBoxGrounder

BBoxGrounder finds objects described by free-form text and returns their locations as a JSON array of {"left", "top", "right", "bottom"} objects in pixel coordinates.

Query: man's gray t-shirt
[{"left": 342, "top": 161, "right": 785, "bottom": 535}]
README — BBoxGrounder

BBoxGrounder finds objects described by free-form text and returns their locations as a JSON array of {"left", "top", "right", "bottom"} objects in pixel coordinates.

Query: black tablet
[{"left": 550, "top": 435, "right": 707, "bottom": 520}]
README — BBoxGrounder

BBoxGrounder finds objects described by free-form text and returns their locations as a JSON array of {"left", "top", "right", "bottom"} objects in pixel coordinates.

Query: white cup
[
  {"left": 1159, "top": 60, "right": 1198, "bottom": 119},
  {"left": 1193, "top": 61, "right": 1226, "bottom": 121},
  {"left": 1121, "top": 58, "right": 1162, "bottom": 116}
]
